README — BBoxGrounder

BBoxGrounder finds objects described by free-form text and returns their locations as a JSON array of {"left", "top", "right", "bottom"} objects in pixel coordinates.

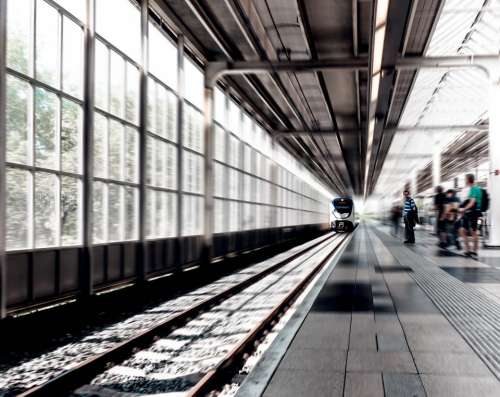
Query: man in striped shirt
[{"left": 403, "top": 189, "right": 417, "bottom": 244}]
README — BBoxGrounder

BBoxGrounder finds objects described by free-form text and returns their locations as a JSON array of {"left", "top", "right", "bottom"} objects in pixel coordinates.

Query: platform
[{"left": 237, "top": 224, "right": 500, "bottom": 397}]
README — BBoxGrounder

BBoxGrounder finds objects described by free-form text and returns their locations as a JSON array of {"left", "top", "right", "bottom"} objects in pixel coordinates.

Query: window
[
  {"left": 184, "top": 58, "right": 204, "bottom": 109},
  {"left": 96, "top": 0, "right": 141, "bottom": 62},
  {"left": 5, "top": 0, "right": 84, "bottom": 250},
  {"left": 4, "top": 0, "right": 330, "bottom": 255},
  {"left": 92, "top": 1, "right": 140, "bottom": 243},
  {"left": 149, "top": 22, "right": 177, "bottom": 89},
  {"left": 145, "top": 27, "right": 179, "bottom": 240}
]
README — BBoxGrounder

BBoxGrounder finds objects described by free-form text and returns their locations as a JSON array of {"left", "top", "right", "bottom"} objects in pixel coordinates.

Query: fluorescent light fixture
[
  {"left": 365, "top": 0, "right": 390, "bottom": 197},
  {"left": 372, "top": 25, "right": 386, "bottom": 74},
  {"left": 375, "top": 0, "right": 390, "bottom": 27},
  {"left": 371, "top": 73, "right": 381, "bottom": 103},
  {"left": 367, "top": 118, "right": 375, "bottom": 150}
]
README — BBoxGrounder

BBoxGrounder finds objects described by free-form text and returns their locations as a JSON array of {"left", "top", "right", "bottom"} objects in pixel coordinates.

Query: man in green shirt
[{"left": 459, "top": 173, "right": 482, "bottom": 258}]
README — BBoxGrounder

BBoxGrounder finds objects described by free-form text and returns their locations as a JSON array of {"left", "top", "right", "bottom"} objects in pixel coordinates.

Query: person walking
[
  {"left": 403, "top": 189, "right": 417, "bottom": 244},
  {"left": 459, "top": 174, "right": 482, "bottom": 258},
  {"left": 390, "top": 205, "right": 401, "bottom": 236}
]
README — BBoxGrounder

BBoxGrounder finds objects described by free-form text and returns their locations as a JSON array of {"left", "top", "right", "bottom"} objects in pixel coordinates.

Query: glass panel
[
  {"left": 214, "top": 199, "right": 225, "bottom": 233},
  {"left": 146, "top": 189, "right": 155, "bottom": 238},
  {"left": 146, "top": 136, "right": 154, "bottom": 185},
  {"left": 228, "top": 135, "right": 239, "bottom": 168},
  {"left": 124, "top": 126, "right": 138, "bottom": 183},
  {"left": 108, "top": 119, "right": 123, "bottom": 180},
  {"left": 35, "top": 172, "right": 58, "bottom": 247},
  {"left": 62, "top": 17, "right": 83, "bottom": 98},
  {"left": 214, "top": 88, "right": 226, "bottom": 125},
  {"left": 149, "top": 22, "right": 177, "bottom": 88},
  {"left": 214, "top": 126, "right": 225, "bottom": 162},
  {"left": 184, "top": 58, "right": 203, "bottom": 109},
  {"left": 182, "top": 195, "right": 203, "bottom": 236},
  {"left": 6, "top": 168, "right": 31, "bottom": 250},
  {"left": 6, "top": 76, "right": 31, "bottom": 165},
  {"left": 35, "top": 88, "right": 58, "bottom": 169},
  {"left": 94, "top": 40, "right": 109, "bottom": 111},
  {"left": 183, "top": 151, "right": 203, "bottom": 194},
  {"left": 126, "top": 63, "right": 139, "bottom": 124},
  {"left": 61, "top": 99, "right": 82, "bottom": 173},
  {"left": 61, "top": 176, "right": 81, "bottom": 245},
  {"left": 155, "top": 84, "right": 167, "bottom": 137},
  {"left": 108, "top": 183, "right": 122, "bottom": 241},
  {"left": 155, "top": 140, "right": 165, "bottom": 188},
  {"left": 147, "top": 78, "right": 156, "bottom": 133},
  {"left": 53, "top": 0, "right": 85, "bottom": 20},
  {"left": 92, "top": 181, "right": 107, "bottom": 243},
  {"left": 7, "top": 0, "right": 32, "bottom": 75},
  {"left": 154, "top": 191, "right": 164, "bottom": 238},
  {"left": 95, "top": 0, "right": 140, "bottom": 61},
  {"left": 166, "top": 143, "right": 177, "bottom": 190},
  {"left": 229, "top": 201, "right": 239, "bottom": 232},
  {"left": 183, "top": 105, "right": 203, "bottom": 153},
  {"left": 166, "top": 90, "right": 177, "bottom": 142},
  {"left": 109, "top": 51, "right": 125, "bottom": 118},
  {"left": 36, "top": 0, "right": 60, "bottom": 87},
  {"left": 166, "top": 192, "right": 177, "bottom": 237},
  {"left": 124, "top": 187, "right": 138, "bottom": 240},
  {"left": 228, "top": 100, "right": 240, "bottom": 134},
  {"left": 94, "top": 112, "right": 107, "bottom": 178}
]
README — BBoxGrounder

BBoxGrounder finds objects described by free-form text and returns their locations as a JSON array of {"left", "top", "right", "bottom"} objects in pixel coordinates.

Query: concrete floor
[{"left": 259, "top": 224, "right": 500, "bottom": 397}]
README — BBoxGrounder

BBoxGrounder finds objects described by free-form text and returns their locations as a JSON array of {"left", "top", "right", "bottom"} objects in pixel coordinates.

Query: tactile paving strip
[{"left": 371, "top": 229, "right": 500, "bottom": 380}]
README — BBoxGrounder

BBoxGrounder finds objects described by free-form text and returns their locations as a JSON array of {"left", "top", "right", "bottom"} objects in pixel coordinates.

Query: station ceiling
[{"left": 151, "top": 0, "right": 496, "bottom": 197}]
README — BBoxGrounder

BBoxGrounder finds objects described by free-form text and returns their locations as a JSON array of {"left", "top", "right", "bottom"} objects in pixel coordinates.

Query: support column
[
  {"left": 203, "top": 85, "right": 214, "bottom": 264},
  {"left": 0, "top": 0, "right": 7, "bottom": 318},
  {"left": 137, "top": 0, "right": 149, "bottom": 281},
  {"left": 432, "top": 144, "right": 441, "bottom": 189},
  {"left": 176, "top": 36, "right": 184, "bottom": 266},
  {"left": 487, "top": 79, "right": 500, "bottom": 246},
  {"left": 82, "top": 0, "right": 96, "bottom": 297}
]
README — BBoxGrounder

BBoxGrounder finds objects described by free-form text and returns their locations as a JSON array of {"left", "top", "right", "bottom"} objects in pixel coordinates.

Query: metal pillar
[
  {"left": 487, "top": 79, "right": 500, "bottom": 246},
  {"left": 176, "top": 36, "right": 185, "bottom": 255},
  {"left": 137, "top": 0, "right": 149, "bottom": 281},
  {"left": 82, "top": 0, "right": 96, "bottom": 297},
  {"left": 0, "top": 0, "right": 7, "bottom": 318},
  {"left": 203, "top": 85, "right": 214, "bottom": 264}
]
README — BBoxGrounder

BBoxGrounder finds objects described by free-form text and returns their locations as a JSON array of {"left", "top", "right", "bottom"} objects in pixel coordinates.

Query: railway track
[{"left": 2, "top": 232, "right": 348, "bottom": 397}]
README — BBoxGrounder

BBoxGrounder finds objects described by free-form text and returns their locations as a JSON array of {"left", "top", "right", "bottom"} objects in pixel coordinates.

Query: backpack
[
  {"left": 413, "top": 204, "right": 420, "bottom": 225},
  {"left": 480, "top": 188, "right": 489, "bottom": 212}
]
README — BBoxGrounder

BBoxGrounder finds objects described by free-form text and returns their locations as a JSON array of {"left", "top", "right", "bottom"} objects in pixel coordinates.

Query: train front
[{"left": 331, "top": 197, "right": 355, "bottom": 232}]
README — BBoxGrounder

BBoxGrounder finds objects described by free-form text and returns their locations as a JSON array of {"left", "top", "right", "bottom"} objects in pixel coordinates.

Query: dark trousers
[{"left": 404, "top": 216, "right": 415, "bottom": 242}]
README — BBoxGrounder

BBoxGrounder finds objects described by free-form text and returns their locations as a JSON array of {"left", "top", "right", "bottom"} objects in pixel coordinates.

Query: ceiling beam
[
  {"left": 206, "top": 58, "right": 369, "bottom": 86},
  {"left": 205, "top": 53, "right": 500, "bottom": 87},
  {"left": 274, "top": 123, "right": 489, "bottom": 139}
]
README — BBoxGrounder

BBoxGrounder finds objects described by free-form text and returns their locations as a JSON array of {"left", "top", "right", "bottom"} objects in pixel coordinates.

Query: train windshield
[{"left": 332, "top": 198, "right": 353, "bottom": 214}]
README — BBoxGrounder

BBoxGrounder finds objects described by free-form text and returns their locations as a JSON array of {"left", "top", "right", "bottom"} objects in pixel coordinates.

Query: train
[{"left": 331, "top": 197, "right": 356, "bottom": 232}]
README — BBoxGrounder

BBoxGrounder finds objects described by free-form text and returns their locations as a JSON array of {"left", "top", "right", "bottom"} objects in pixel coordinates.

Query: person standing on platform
[
  {"left": 403, "top": 189, "right": 417, "bottom": 244},
  {"left": 434, "top": 185, "right": 446, "bottom": 238},
  {"left": 459, "top": 174, "right": 482, "bottom": 258}
]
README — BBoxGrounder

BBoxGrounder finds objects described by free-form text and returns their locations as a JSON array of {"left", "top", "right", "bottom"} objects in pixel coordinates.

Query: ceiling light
[
  {"left": 371, "top": 73, "right": 381, "bottom": 103},
  {"left": 367, "top": 118, "right": 375, "bottom": 150},
  {"left": 372, "top": 25, "right": 386, "bottom": 74},
  {"left": 376, "top": 0, "right": 390, "bottom": 27}
]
